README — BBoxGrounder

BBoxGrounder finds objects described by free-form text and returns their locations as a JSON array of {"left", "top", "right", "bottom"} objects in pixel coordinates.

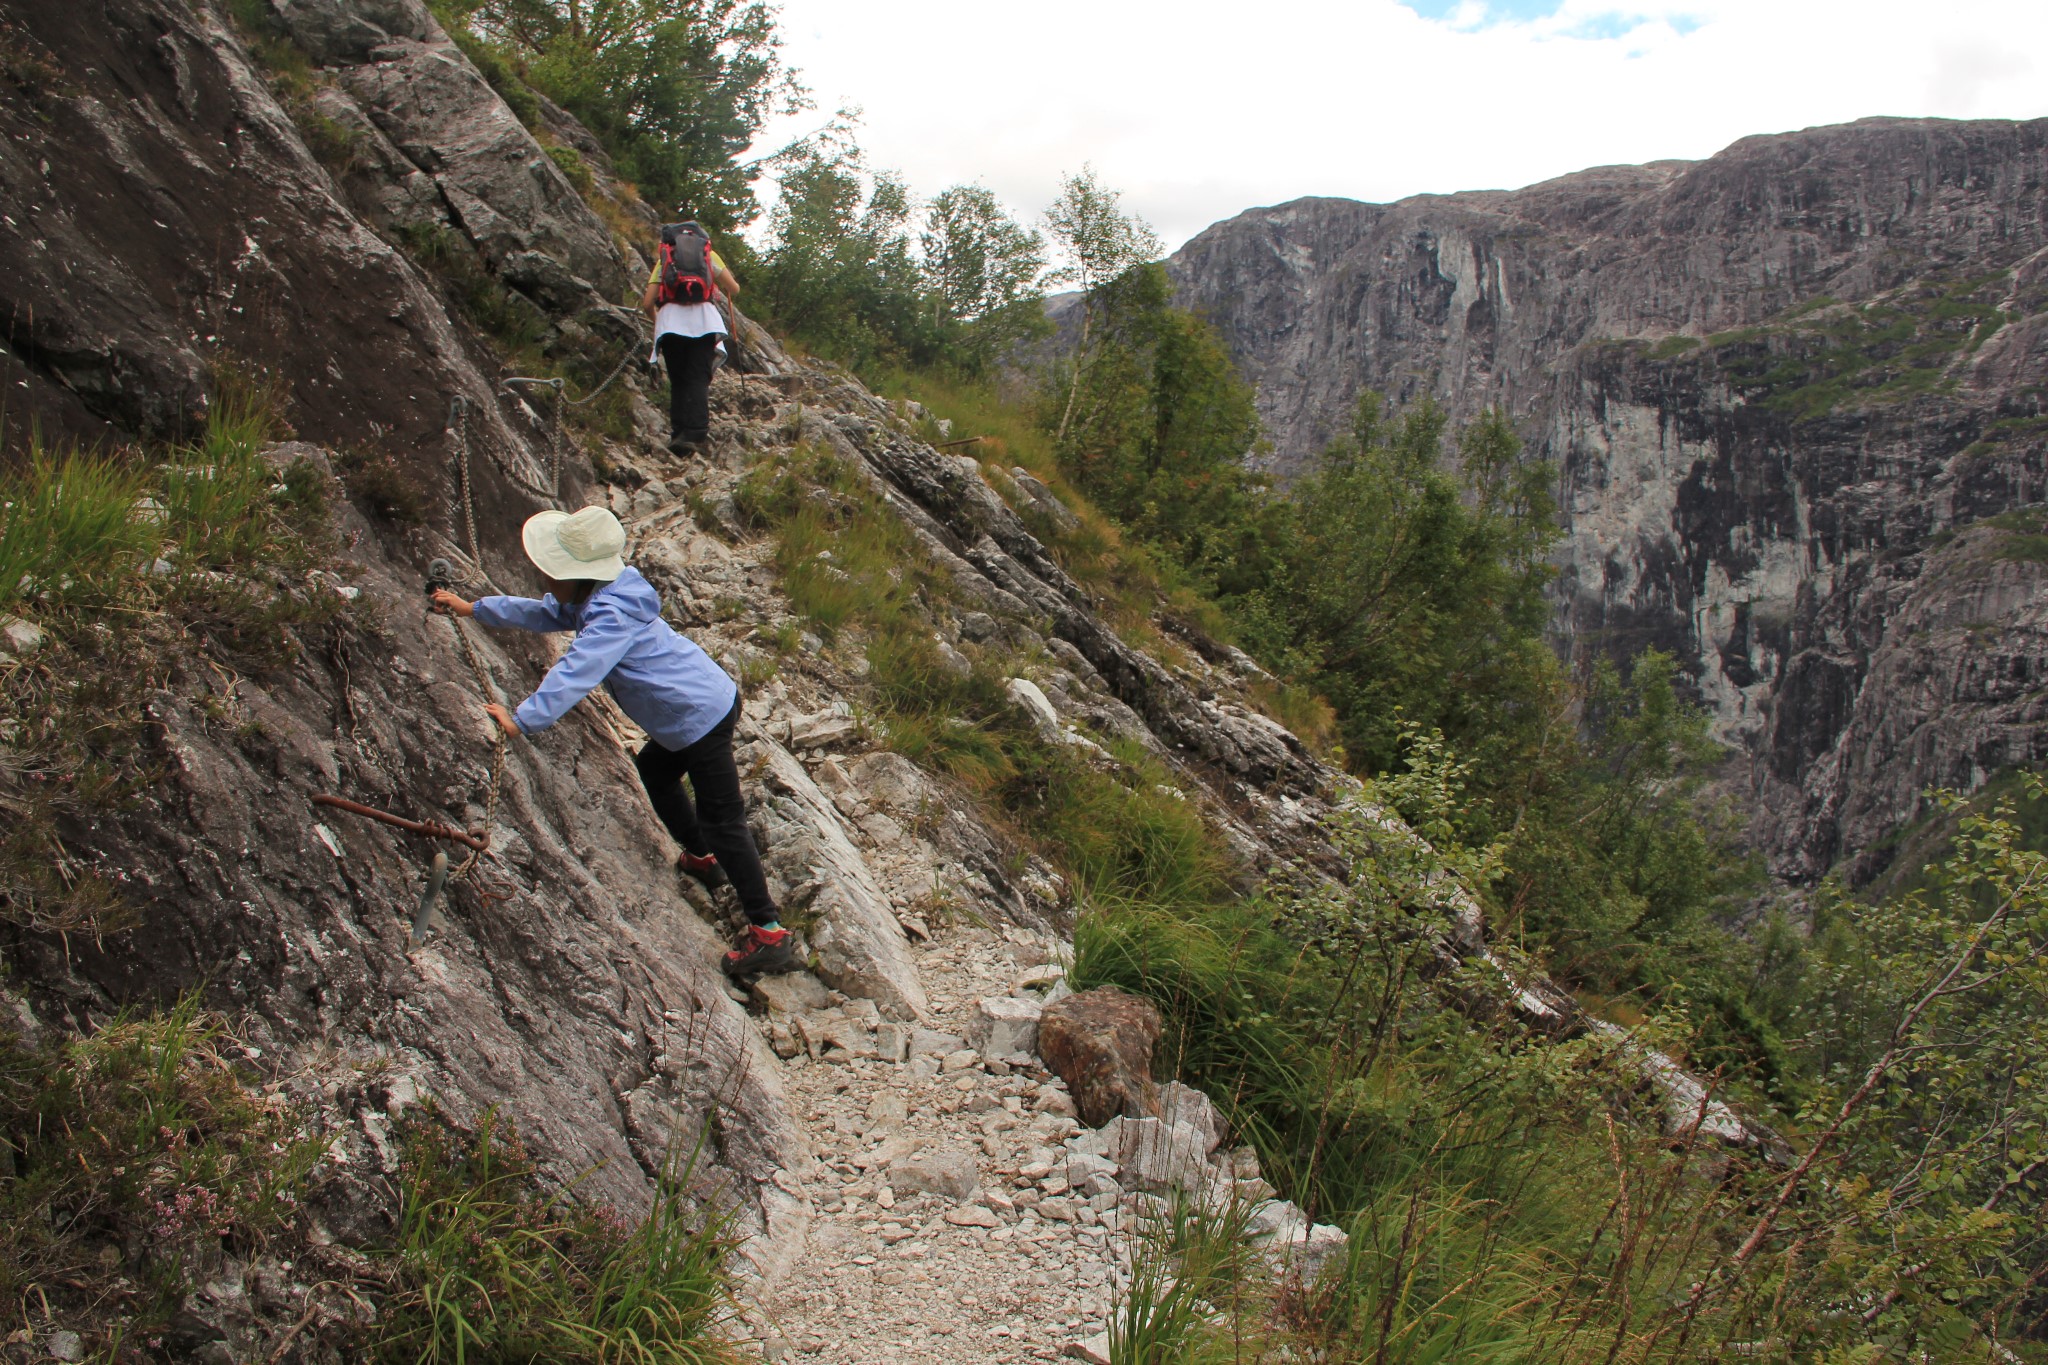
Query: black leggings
[
  {"left": 633, "top": 698, "right": 778, "bottom": 926},
  {"left": 658, "top": 332, "right": 719, "bottom": 444}
]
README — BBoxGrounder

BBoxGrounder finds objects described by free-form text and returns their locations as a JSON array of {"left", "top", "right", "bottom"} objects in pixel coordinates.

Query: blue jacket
[{"left": 472, "top": 567, "right": 737, "bottom": 750}]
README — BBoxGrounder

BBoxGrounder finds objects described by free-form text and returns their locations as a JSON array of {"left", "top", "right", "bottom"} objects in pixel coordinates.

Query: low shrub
[
  {"left": 0, "top": 996, "right": 330, "bottom": 1353},
  {"left": 378, "top": 1110, "right": 735, "bottom": 1364},
  {"left": 336, "top": 443, "right": 431, "bottom": 524}
]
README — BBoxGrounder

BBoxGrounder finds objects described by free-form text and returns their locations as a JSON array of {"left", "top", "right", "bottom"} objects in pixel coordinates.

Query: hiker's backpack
[{"left": 657, "top": 221, "right": 716, "bottom": 306}]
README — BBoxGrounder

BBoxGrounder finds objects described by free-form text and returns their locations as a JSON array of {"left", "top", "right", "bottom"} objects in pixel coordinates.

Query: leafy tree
[
  {"left": 438, "top": 0, "right": 806, "bottom": 227},
  {"left": 1734, "top": 784, "right": 2048, "bottom": 1351},
  {"left": 748, "top": 130, "right": 932, "bottom": 370},
  {"left": 1051, "top": 262, "right": 1284, "bottom": 603},
  {"left": 1256, "top": 394, "right": 1559, "bottom": 776},
  {"left": 1043, "top": 166, "right": 1163, "bottom": 444},
  {"left": 919, "top": 185, "right": 1047, "bottom": 372}
]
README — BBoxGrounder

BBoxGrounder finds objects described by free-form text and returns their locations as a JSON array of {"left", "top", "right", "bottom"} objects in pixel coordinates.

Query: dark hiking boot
[
  {"left": 678, "top": 850, "right": 728, "bottom": 892},
  {"left": 722, "top": 925, "right": 795, "bottom": 978},
  {"left": 668, "top": 437, "right": 700, "bottom": 458}
]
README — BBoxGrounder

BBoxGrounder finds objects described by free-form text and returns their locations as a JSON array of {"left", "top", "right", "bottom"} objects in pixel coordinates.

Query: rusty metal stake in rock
[{"left": 309, "top": 795, "right": 490, "bottom": 852}]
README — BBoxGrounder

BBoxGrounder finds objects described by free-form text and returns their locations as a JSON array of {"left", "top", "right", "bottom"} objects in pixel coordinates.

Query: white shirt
[{"left": 650, "top": 301, "right": 727, "bottom": 363}]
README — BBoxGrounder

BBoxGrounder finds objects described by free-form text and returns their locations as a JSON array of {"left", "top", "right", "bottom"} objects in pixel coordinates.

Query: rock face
[
  {"left": 1037, "top": 987, "right": 1164, "bottom": 1126},
  {"left": 1165, "top": 117, "right": 2048, "bottom": 881},
  {"left": 0, "top": 0, "right": 1790, "bottom": 1352}
]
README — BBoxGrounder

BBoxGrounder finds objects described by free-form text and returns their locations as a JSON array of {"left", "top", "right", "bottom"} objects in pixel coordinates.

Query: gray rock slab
[
  {"left": 963, "top": 994, "right": 1043, "bottom": 1060},
  {"left": 751, "top": 971, "right": 835, "bottom": 1015},
  {"left": 745, "top": 734, "right": 927, "bottom": 1020},
  {"left": 1158, "top": 1079, "right": 1225, "bottom": 1154},
  {"left": 889, "top": 1146, "right": 979, "bottom": 1200}
]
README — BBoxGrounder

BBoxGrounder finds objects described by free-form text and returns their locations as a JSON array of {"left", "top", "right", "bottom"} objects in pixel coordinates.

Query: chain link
[
  {"left": 448, "top": 397, "right": 502, "bottom": 592},
  {"left": 441, "top": 395, "right": 511, "bottom": 884},
  {"left": 440, "top": 324, "right": 644, "bottom": 889},
  {"left": 562, "top": 336, "right": 643, "bottom": 407},
  {"left": 549, "top": 383, "right": 566, "bottom": 502},
  {"left": 447, "top": 615, "right": 505, "bottom": 886}
]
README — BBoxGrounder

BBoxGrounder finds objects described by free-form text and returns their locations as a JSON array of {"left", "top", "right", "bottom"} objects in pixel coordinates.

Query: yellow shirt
[{"left": 647, "top": 249, "right": 726, "bottom": 288}]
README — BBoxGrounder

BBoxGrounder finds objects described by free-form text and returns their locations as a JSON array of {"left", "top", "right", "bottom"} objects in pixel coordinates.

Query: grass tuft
[
  {"left": 0, "top": 369, "right": 342, "bottom": 935},
  {"left": 379, "top": 1109, "right": 736, "bottom": 1365},
  {"left": 0, "top": 995, "right": 330, "bottom": 1352}
]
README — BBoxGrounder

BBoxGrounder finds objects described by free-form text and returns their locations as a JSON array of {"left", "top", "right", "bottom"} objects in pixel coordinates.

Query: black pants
[
  {"left": 634, "top": 697, "right": 779, "bottom": 926},
  {"left": 659, "top": 332, "right": 719, "bottom": 445}
]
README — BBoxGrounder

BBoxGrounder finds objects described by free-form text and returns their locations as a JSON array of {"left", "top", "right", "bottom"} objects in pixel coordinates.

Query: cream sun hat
[{"left": 520, "top": 506, "right": 627, "bottom": 583}]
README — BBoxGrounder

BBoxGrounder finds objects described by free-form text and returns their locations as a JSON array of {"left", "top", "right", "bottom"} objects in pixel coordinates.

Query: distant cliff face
[{"left": 1168, "top": 118, "right": 2048, "bottom": 881}]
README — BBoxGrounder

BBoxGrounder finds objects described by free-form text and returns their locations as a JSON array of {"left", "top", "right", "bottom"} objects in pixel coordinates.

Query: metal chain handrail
[{"left": 497, "top": 377, "right": 565, "bottom": 504}]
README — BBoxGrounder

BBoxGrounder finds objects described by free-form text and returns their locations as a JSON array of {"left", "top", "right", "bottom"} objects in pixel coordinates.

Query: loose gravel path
[{"left": 733, "top": 925, "right": 1130, "bottom": 1363}]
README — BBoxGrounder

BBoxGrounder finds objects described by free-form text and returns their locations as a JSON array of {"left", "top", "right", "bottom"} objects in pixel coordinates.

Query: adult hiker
[
  {"left": 429, "top": 505, "right": 795, "bottom": 978},
  {"left": 640, "top": 208, "right": 742, "bottom": 459}
]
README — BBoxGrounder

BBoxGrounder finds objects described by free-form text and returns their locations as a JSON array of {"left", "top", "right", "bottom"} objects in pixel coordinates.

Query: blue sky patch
[
  {"left": 1569, "top": 12, "right": 1641, "bottom": 38},
  {"left": 1396, "top": 0, "right": 1567, "bottom": 19},
  {"left": 1395, "top": 0, "right": 1703, "bottom": 35}
]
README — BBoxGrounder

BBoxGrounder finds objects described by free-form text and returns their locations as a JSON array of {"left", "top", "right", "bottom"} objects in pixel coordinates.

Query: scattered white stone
[
  {"left": 1005, "top": 677, "right": 1062, "bottom": 732},
  {"left": 1246, "top": 1198, "right": 1309, "bottom": 1243},
  {"left": 941, "top": 1048, "right": 979, "bottom": 1072},
  {"left": 909, "top": 1026, "right": 966, "bottom": 1056},
  {"left": 1273, "top": 1221, "right": 1351, "bottom": 1281},
  {"left": 1064, "top": 1330, "right": 1112, "bottom": 1363},
  {"left": 1158, "top": 1080, "right": 1226, "bottom": 1154},
  {"left": 873, "top": 1020, "right": 909, "bottom": 1062},
  {"left": 1037, "top": 1196, "right": 1077, "bottom": 1222},
  {"left": 1068, "top": 1125, "right": 1112, "bottom": 1158},
  {"left": 1102, "top": 1115, "right": 1211, "bottom": 1191},
  {"left": 865, "top": 1093, "right": 909, "bottom": 1134},
  {"left": 753, "top": 971, "right": 835, "bottom": 1014},
  {"left": 795, "top": 1010, "right": 869, "bottom": 1059},
  {"left": 788, "top": 707, "right": 860, "bottom": 749},
  {"left": 963, "top": 994, "right": 1043, "bottom": 1060},
  {"left": 1063, "top": 1150, "right": 1119, "bottom": 1186},
  {"left": 0, "top": 617, "right": 46, "bottom": 657}
]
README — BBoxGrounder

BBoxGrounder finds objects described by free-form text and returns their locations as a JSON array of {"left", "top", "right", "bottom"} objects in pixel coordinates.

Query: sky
[{"left": 747, "top": 0, "right": 2048, "bottom": 253}]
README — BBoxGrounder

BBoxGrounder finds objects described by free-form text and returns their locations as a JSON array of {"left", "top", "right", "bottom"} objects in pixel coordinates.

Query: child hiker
[{"left": 430, "top": 505, "right": 795, "bottom": 978}]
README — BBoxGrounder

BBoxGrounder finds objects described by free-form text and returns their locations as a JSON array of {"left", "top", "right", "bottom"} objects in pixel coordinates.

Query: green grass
[
  {"left": 0, "top": 371, "right": 341, "bottom": 935},
  {"left": 0, "top": 995, "right": 330, "bottom": 1353},
  {"left": 866, "top": 366, "right": 1243, "bottom": 674},
  {"left": 0, "top": 998, "right": 741, "bottom": 1360},
  {"left": 224, "top": 0, "right": 365, "bottom": 170},
  {"left": 393, "top": 220, "right": 547, "bottom": 350},
  {"left": 1645, "top": 335, "right": 1701, "bottom": 360},
  {"left": 1071, "top": 836, "right": 1880, "bottom": 1364},
  {"left": 1694, "top": 273, "right": 2015, "bottom": 421},
  {"left": 734, "top": 440, "right": 1239, "bottom": 908},
  {"left": 378, "top": 1110, "right": 735, "bottom": 1365}
]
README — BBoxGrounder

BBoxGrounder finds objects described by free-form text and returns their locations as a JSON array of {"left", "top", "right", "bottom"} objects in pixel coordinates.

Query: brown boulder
[{"left": 1037, "top": 987, "right": 1163, "bottom": 1126}]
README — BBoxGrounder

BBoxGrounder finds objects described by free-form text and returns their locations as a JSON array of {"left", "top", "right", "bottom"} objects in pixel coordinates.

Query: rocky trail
[
  {"left": 0, "top": 1, "right": 1793, "bottom": 1353},
  {"left": 594, "top": 383, "right": 1331, "bottom": 1364},
  {"left": 734, "top": 931, "right": 1112, "bottom": 1364}
]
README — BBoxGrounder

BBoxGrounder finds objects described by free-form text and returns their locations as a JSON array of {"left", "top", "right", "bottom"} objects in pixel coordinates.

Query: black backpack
[{"left": 657, "top": 221, "right": 716, "bottom": 305}]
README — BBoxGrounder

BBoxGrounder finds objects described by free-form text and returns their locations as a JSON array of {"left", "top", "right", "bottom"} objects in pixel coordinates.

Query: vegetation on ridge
[
  {"left": 7, "top": 0, "right": 2046, "bottom": 1358},
  {"left": 0, "top": 371, "right": 340, "bottom": 939}
]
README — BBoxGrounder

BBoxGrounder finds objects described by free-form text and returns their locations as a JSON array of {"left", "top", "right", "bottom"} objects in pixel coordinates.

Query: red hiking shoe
[
  {"left": 722, "top": 925, "right": 795, "bottom": 978},
  {"left": 678, "top": 850, "right": 729, "bottom": 892}
]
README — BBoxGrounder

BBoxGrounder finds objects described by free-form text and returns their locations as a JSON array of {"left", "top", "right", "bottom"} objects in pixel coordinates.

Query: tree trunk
[{"left": 1055, "top": 294, "right": 1092, "bottom": 448}]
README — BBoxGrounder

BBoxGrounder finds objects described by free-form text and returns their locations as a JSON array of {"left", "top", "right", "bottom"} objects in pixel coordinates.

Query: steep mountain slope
[
  {"left": 0, "top": 0, "right": 1781, "bottom": 1356},
  {"left": 1168, "top": 119, "right": 2048, "bottom": 880}
]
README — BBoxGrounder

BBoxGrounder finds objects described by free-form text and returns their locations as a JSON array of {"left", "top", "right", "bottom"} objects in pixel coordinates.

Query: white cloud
[{"left": 748, "top": 0, "right": 2048, "bottom": 251}]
